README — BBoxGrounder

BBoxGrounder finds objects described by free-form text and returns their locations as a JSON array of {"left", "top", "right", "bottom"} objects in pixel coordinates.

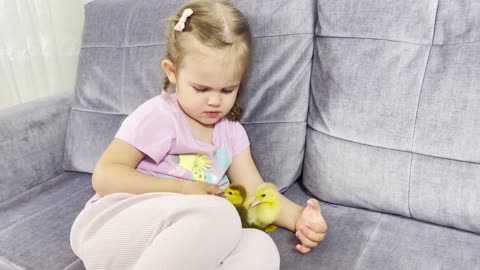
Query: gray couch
[{"left": 1, "top": 0, "right": 480, "bottom": 269}]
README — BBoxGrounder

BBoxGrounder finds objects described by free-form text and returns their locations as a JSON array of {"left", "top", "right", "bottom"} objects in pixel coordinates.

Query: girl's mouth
[{"left": 205, "top": 111, "right": 220, "bottom": 118}]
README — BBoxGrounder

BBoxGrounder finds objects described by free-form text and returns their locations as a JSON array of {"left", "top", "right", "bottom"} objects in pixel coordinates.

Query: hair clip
[{"left": 174, "top": 8, "right": 194, "bottom": 32}]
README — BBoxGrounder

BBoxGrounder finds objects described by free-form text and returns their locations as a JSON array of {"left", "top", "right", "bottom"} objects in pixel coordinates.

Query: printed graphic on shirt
[
  {"left": 214, "top": 149, "right": 230, "bottom": 172},
  {"left": 179, "top": 153, "right": 212, "bottom": 182},
  {"left": 160, "top": 150, "right": 232, "bottom": 186}
]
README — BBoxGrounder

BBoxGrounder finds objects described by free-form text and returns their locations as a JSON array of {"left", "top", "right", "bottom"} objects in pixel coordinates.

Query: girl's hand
[
  {"left": 294, "top": 198, "right": 327, "bottom": 254},
  {"left": 180, "top": 181, "right": 223, "bottom": 195}
]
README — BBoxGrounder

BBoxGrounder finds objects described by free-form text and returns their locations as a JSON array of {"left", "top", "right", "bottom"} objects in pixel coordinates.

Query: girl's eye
[
  {"left": 193, "top": 87, "right": 207, "bottom": 92},
  {"left": 221, "top": 89, "right": 234, "bottom": 94}
]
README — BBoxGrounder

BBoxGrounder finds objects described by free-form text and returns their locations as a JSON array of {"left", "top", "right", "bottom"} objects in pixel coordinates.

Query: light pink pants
[{"left": 70, "top": 192, "right": 280, "bottom": 270}]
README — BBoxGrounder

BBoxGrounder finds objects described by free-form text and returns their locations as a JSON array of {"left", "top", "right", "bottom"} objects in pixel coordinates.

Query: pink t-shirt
[{"left": 86, "top": 91, "right": 250, "bottom": 206}]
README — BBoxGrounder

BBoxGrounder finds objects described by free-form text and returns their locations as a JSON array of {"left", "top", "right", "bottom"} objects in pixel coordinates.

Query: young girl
[{"left": 70, "top": 0, "right": 327, "bottom": 269}]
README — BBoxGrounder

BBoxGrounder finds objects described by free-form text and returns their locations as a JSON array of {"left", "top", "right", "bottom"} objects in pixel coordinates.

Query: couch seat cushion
[
  {"left": 2, "top": 175, "right": 479, "bottom": 270},
  {"left": 0, "top": 172, "right": 94, "bottom": 270},
  {"left": 272, "top": 182, "right": 480, "bottom": 270}
]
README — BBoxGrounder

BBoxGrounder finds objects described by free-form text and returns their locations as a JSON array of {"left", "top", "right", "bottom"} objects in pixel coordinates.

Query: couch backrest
[
  {"left": 63, "top": 0, "right": 316, "bottom": 191},
  {"left": 304, "top": 0, "right": 480, "bottom": 234},
  {"left": 0, "top": 94, "right": 71, "bottom": 204}
]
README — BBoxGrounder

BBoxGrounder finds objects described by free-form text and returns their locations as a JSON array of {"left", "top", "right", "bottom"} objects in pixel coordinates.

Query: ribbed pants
[{"left": 70, "top": 192, "right": 280, "bottom": 270}]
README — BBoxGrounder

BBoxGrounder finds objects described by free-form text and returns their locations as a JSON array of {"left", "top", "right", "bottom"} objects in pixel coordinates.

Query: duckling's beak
[{"left": 250, "top": 198, "right": 261, "bottom": 207}]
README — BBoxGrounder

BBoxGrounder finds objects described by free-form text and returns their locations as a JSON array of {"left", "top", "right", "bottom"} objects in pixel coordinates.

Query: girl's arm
[
  {"left": 226, "top": 147, "right": 303, "bottom": 232},
  {"left": 92, "top": 138, "right": 183, "bottom": 195},
  {"left": 93, "top": 138, "right": 222, "bottom": 196}
]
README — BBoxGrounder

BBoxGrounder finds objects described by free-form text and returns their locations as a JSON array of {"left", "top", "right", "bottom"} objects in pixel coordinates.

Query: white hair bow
[{"left": 174, "top": 8, "right": 194, "bottom": 32}]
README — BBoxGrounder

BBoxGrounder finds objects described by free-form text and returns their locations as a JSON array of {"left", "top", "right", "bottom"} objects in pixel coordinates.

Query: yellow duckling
[
  {"left": 224, "top": 184, "right": 249, "bottom": 228},
  {"left": 243, "top": 183, "right": 282, "bottom": 233}
]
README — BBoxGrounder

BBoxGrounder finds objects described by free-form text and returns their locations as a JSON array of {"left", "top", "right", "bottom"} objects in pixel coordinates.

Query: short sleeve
[
  {"left": 228, "top": 120, "right": 250, "bottom": 158},
  {"left": 115, "top": 98, "right": 175, "bottom": 163}
]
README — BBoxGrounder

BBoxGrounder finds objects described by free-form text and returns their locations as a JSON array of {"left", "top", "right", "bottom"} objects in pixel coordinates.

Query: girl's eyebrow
[{"left": 190, "top": 82, "right": 240, "bottom": 89}]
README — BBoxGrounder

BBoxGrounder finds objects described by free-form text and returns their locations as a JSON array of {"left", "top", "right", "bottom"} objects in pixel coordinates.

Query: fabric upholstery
[
  {"left": 64, "top": 0, "right": 315, "bottom": 191},
  {"left": 0, "top": 93, "right": 72, "bottom": 204},
  {"left": 0, "top": 172, "right": 94, "bottom": 270},
  {"left": 3, "top": 171, "right": 479, "bottom": 270},
  {"left": 272, "top": 182, "right": 480, "bottom": 270},
  {"left": 304, "top": 0, "right": 480, "bottom": 234}
]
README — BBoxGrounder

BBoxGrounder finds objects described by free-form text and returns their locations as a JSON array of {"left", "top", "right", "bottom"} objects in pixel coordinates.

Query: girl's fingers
[
  {"left": 296, "top": 244, "right": 311, "bottom": 254},
  {"left": 302, "top": 225, "right": 326, "bottom": 242},
  {"left": 307, "top": 198, "right": 321, "bottom": 211},
  {"left": 295, "top": 229, "right": 318, "bottom": 249}
]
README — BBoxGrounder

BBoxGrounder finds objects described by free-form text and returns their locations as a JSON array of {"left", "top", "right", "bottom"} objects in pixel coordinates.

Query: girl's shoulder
[
  {"left": 217, "top": 117, "right": 242, "bottom": 129},
  {"left": 216, "top": 117, "right": 248, "bottom": 139},
  {"left": 122, "top": 92, "right": 179, "bottom": 131},
  {"left": 216, "top": 118, "right": 250, "bottom": 158},
  {"left": 145, "top": 91, "right": 176, "bottom": 109},
  {"left": 133, "top": 92, "right": 178, "bottom": 118}
]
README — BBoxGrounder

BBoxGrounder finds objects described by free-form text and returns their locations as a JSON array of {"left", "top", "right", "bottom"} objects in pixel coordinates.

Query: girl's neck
[{"left": 177, "top": 102, "right": 215, "bottom": 145}]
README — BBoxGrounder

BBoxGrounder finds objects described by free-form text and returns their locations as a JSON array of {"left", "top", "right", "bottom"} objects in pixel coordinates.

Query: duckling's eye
[
  {"left": 228, "top": 191, "right": 233, "bottom": 195},
  {"left": 261, "top": 194, "right": 266, "bottom": 197}
]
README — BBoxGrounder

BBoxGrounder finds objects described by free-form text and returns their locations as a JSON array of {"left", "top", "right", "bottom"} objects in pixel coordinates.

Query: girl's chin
[
  {"left": 200, "top": 118, "right": 219, "bottom": 125},
  {"left": 198, "top": 115, "right": 222, "bottom": 125}
]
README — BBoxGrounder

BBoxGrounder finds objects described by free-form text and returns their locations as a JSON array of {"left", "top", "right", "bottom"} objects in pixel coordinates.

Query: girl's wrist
[{"left": 293, "top": 206, "right": 303, "bottom": 231}]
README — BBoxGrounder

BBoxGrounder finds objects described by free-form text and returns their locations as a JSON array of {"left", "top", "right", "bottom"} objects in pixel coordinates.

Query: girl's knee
[
  {"left": 252, "top": 229, "right": 278, "bottom": 249},
  {"left": 194, "top": 195, "right": 242, "bottom": 233},
  {"left": 245, "top": 229, "right": 280, "bottom": 267}
]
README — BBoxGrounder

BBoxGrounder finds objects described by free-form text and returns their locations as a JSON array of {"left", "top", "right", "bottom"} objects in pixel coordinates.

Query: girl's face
[{"left": 162, "top": 35, "right": 244, "bottom": 128}]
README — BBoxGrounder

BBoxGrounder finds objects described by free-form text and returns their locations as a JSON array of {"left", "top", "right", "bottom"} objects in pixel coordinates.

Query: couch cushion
[
  {"left": 304, "top": 0, "right": 480, "bottom": 233},
  {"left": 0, "top": 94, "right": 72, "bottom": 204},
  {"left": 0, "top": 172, "right": 94, "bottom": 270},
  {"left": 3, "top": 173, "right": 478, "bottom": 270},
  {"left": 64, "top": 0, "right": 316, "bottom": 191},
  {"left": 272, "top": 182, "right": 480, "bottom": 270}
]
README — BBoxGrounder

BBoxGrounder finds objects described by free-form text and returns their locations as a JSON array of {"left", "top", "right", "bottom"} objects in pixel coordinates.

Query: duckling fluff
[
  {"left": 224, "top": 184, "right": 249, "bottom": 228},
  {"left": 243, "top": 183, "right": 282, "bottom": 232}
]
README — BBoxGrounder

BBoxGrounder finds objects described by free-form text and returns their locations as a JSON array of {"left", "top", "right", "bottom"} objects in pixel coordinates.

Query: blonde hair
[{"left": 162, "top": 0, "right": 252, "bottom": 121}]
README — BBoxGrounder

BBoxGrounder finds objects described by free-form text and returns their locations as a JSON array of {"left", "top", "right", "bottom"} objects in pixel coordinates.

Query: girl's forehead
[{"left": 180, "top": 49, "right": 243, "bottom": 86}]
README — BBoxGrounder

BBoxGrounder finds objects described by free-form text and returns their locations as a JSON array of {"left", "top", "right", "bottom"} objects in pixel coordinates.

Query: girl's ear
[{"left": 161, "top": 59, "right": 177, "bottom": 84}]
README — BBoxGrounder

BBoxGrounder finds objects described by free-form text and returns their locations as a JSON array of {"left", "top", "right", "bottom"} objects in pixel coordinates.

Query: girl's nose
[{"left": 208, "top": 93, "right": 221, "bottom": 107}]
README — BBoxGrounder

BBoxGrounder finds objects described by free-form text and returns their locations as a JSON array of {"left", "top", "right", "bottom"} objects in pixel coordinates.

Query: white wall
[{"left": 0, "top": 0, "right": 88, "bottom": 109}]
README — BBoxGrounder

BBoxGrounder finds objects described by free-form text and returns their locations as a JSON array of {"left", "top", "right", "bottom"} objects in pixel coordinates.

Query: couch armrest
[{"left": 0, "top": 93, "right": 73, "bottom": 204}]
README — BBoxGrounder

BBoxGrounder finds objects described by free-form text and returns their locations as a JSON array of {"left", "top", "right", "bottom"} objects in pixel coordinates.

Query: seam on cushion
[
  {"left": 248, "top": 32, "right": 313, "bottom": 39},
  {"left": 433, "top": 40, "right": 480, "bottom": 46},
  {"left": 304, "top": 0, "right": 317, "bottom": 174},
  {"left": 0, "top": 186, "right": 92, "bottom": 234},
  {"left": 409, "top": 152, "right": 479, "bottom": 165},
  {"left": 120, "top": 48, "right": 126, "bottom": 114},
  {"left": 0, "top": 257, "right": 20, "bottom": 270},
  {"left": 120, "top": 0, "right": 145, "bottom": 114},
  {"left": 80, "top": 37, "right": 480, "bottom": 49},
  {"left": 82, "top": 43, "right": 164, "bottom": 49},
  {"left": 63, "top": 106, "right": 74, "bottom": 171},
  {"left": 407, "top": 0, "right": 440, "bottom": 219},
  {"left": 0, "top": 172, "right": 81, "bottom": 210},
  {"left": 316, "top": 35, "right": 432, "bottom": 46},
  {"left": 80, "top": 33, "right": 314, "bottom": 49},
  {"left": 352, "top": 213, "right": 383, "bottom": 270},
  {"left": 70, "top": 107, "right": 126, "bottom": 115},
  {"left": 308, "top": 123, "right": 412, "bottom": 153},
  {"left": 316, "top": 35, "right": 480, "bottom": 47},
  {"left": 241, "top": 121, "right": 306, "bottom": 125},
  {"left": 70, "top": 108, "right": 308, "bottom": 124},
  {"left": 308, "top": 125, "right": 480, "bottom": 165},
  {"left": 63, "top": 258, "right": 82, "bottom": 270}
]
